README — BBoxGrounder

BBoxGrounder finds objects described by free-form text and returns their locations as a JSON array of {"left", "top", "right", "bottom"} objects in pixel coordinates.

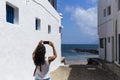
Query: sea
[{"left": 62, "top": 44, "right": 99, "bottom": 63}]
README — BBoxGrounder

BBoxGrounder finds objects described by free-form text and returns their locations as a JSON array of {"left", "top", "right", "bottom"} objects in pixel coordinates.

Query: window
[
  {"left": 52, "top": 0, "right": 55, "bottom": 8},
  {"left": 6, "top": 3, "right": 19, "bottom": 24},
  {"left": 48, "top": 25, "right": 51, "bottom": 34},
  {"left": 100, "top": 38, "right": 104, "bottom": 48},
  {"left": 118, "top": 0, "right": 120, "bottom": 10},
  {"left": 48, "top": 0, "right": 56, "bottom": 9},
  {"left": 107, "top": 6, "right": 111, "bottom": 15},
  {"left": 48, "top": 0, "right": 52, "bottom": 4},
  {"left": 108, "top": 37, "right": 110, "bottom": 43},
  {"left": 103, "top": 9, "right": 106, "bottom": 17},
  {"left": 35, "top": 18, "right": 40, "bottom": 30},
  {"left": 6, "top": 4, "right": 14, "bottom": 23},
  {"left": 59, "top": 27, "right": 62, "bottom": 33},
  {"left": 48, "top": 0, "right": 50, "bottom": 2}
]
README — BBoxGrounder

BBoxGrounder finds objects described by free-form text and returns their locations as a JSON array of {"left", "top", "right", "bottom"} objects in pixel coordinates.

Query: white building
[
  {"left": 98, "top": 0, "right": 120, "bottom": 65},
  {"left": 0, "top": 0, "right": 62, "bottom": 80}
]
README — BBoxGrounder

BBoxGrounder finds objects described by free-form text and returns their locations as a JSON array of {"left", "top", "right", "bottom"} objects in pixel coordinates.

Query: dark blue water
[{"left": 62, "top": 44, "right": 99, "bottom": 62}]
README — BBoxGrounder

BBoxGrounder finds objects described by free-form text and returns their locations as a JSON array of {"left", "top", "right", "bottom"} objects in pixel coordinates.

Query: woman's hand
[
  {"left": 49, "top": 41, "right": 54, "bottom": 47},
  {"left": 39, "top": 40, "right": 44, "bottom": 44}
]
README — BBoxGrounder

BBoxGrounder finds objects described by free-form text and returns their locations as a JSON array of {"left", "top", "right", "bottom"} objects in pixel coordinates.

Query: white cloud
[
  {"left": 65, "top": 6, "right": 98, "bottom": 43},
  {"left": 65, "top": 6, "right": 98, "bottom": 37}
]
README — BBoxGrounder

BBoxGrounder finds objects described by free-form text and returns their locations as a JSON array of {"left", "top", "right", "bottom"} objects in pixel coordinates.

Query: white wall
[
  {"left": 98, "top": 0, "right": 114, "bottom": 62},
  {"left": 0, "top": 0, "right": 61, "bottom": 80}
]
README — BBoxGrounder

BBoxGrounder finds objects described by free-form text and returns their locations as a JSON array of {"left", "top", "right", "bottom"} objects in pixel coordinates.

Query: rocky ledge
[{"left": 74, "top": 48, "right": 98, "bottom": 54}]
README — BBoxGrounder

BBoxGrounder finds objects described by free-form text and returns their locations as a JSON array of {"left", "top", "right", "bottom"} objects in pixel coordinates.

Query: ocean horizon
[{"left": 61, "top": 44, "right": 99, "bottom": 64}]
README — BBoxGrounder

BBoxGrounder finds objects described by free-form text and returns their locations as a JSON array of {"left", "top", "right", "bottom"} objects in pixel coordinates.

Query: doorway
[
  {"left": 117, "top": 34, "right": 120, "bottom": 64},
  {"left": 112, "top": 37, "right": 114, "bottom": 62},
  {"left": 105, "top": 38, "right": 107, "bottom": 60}
]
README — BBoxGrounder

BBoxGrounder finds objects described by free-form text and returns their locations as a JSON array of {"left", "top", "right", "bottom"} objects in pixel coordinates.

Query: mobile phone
[{"left": 43, "top": 41, "right": 49, "bottom": 44}]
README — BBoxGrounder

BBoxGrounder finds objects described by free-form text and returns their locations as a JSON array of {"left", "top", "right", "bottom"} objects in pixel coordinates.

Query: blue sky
[{"left": 57, "top": 0, "right": 98, "bottom": 44}]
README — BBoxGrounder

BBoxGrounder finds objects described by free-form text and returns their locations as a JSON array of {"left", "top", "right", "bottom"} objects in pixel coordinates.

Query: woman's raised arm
[{"left": 48, "top": 41, "right": 57, "bottom": 63}]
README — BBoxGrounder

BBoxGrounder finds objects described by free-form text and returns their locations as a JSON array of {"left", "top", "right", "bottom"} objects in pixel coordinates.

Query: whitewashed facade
[
  {"left": 98, "top": 0, "right": 120, "bottom": 65},
  {"left": 0, "top": 0, "right": 62, "bottom": 80}
]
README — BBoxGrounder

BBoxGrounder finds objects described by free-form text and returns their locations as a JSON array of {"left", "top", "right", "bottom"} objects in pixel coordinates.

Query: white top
[{"left": 35, "top": 59, "right": 50, "bottom": 79}]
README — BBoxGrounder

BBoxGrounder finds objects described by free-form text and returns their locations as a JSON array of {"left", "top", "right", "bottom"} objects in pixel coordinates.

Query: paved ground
[{"left": 51, "top": 65, "right": 115, "bottom": 80}]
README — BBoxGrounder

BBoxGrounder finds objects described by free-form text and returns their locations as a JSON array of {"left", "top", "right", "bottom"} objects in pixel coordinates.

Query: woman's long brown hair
[{"left": 33, "top": 43, "right": 46, "bottom": 66}]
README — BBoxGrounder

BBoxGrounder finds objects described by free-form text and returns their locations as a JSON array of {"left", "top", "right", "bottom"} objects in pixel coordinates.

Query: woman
[{"left": 32, "top": 40, "right": 57, "bottom": 80}]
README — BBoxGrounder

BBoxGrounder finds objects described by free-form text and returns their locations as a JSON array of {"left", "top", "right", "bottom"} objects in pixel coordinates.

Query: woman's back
[{"left": 35, "top": 59, "right": 50, "bottom": 80}]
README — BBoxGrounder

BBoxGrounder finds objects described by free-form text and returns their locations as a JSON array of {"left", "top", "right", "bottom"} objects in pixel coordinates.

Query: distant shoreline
[
  {"left": 74, "top": 48, "right": 98, "bottom": 54},
  {"left": 61, "top": 44, "right": 98, "bottom": 45}
]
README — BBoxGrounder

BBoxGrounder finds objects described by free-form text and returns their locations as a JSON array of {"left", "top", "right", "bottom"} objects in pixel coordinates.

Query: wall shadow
[{"left": 67, "top": 65, "right": 115, "bottom": 80}]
